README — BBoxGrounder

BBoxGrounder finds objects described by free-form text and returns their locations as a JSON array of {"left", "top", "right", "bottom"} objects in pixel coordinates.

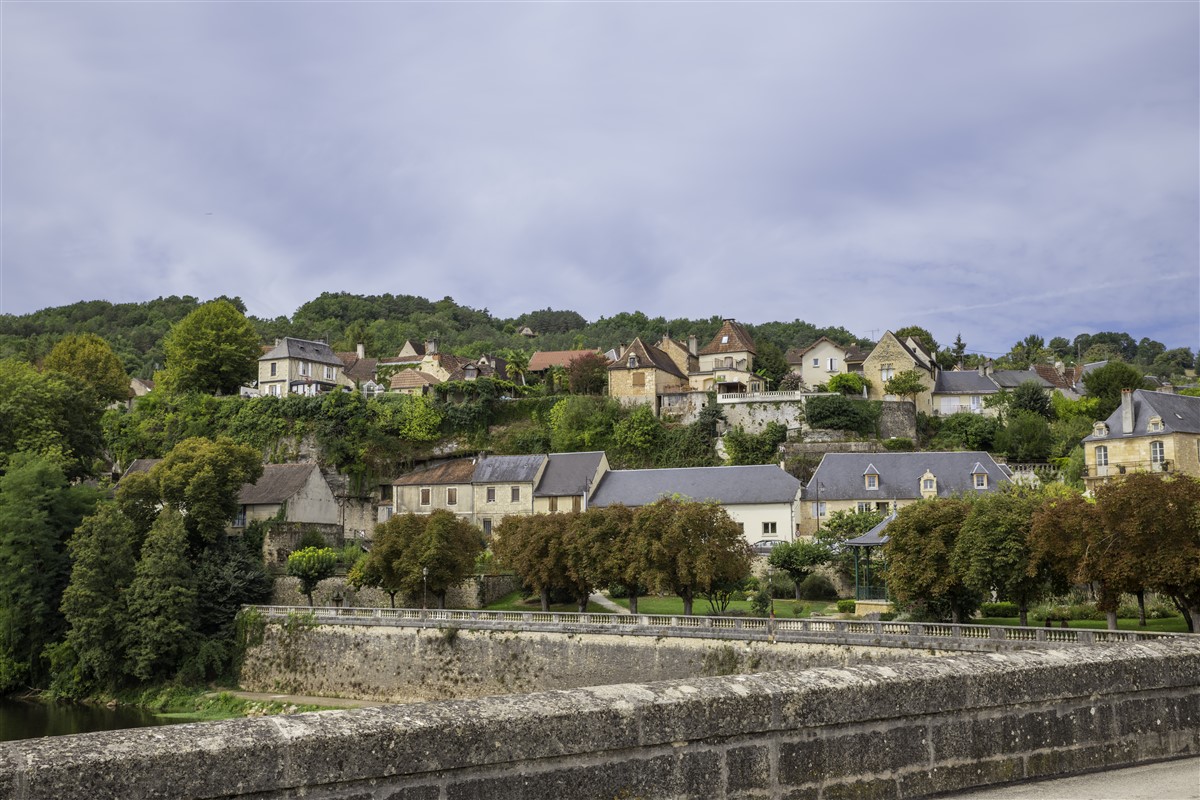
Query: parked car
[{"left": 751, "top": 539, "right": 784, "bottom": 556}]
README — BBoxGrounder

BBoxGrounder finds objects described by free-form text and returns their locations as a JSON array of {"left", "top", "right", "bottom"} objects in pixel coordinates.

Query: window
[
  {"left": 865, "top": 474, "right": 878, "bottom": 490},
  {"left": 324, "top": 365, "right": 333, "bottom": 380},
  {"left": 974, "top": 474, "right": 987, "bottom": 489},
  {"left": 880, "top": 365, "right": 895, "bottom": 382},
  {"left": 1150, "top": 441, "right": 1165, "bottom": 464},
  {"left": 1095, "top": 446, "right": 1108, "bottom": 467},
  {"left": 721, "top": 335, "right": 729, "bottom": 344},
  {"left": 714, "top": 359, "right": 723, "bottom": 370},
  {"left": 270, "top": 362, "right": 277, "bottom": 377},
  {"left": 269, "top": 384, "right": 281, "bottom": 397},
  {"left": 631, "top": 372, "right": 645, "bottom": 387},
  {"left": 812, "top": 358, "right": 820, "bottom": 368},
  {"left": 419, "top": 487, "right": 431, "bottom": 506},
  {"left": 482, "top": 518, "right": 492, "bottom": 537},
  {"left": 857, "top": 501, "right": 871, "bottom": 513},
  {"left": 970, "top": 395, "right": 982, "bottom": 411},
  {"left": 922, "top": 478, "right": 934, "bottom": 491},
  {"left": 511, "top": 486, "right": 520, "bottom": 503},
  {"left": 486, "top": 487, "right": 496, "bottom": 503},
  {"left": 299, "top": 361, "right": 309, "bottom": 377},
  {"left": 233, "top": 506, "right": 246, "bottom": 528},
  {"left": 549, "top": 497, "right": 558, "bottom": 512},
  {"left": 628, "top": 355, "right": 638, "bottom": 368},
  {"left": 812, "top": 501, "right": 827, "bottom": 518},
  {"left": 875, "top": 502, "right": 890, "bottom": 513},
  {"left": 572, "top": 496, "right": 581, "bottom": 512},
  {"left": 762, "top": 521, "right": 777, "bottom": 535},
  {"left": 725, "top": 356, "right": 734, "bottom": 368},
  {"left": 828, "top": 357, "right": 836, "bottom": 371},
  {"left": 446, "top": 487, "right": 457, "bottom": 506}
]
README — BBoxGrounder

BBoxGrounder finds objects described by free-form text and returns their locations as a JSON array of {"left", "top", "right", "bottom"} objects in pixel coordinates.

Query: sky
[{"left": 2, "top": 2, "right": 1197, "bottom": 357}]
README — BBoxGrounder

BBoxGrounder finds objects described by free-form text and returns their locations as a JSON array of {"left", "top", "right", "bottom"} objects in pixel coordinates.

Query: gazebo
[{"left": 844, "top": 514, "right": 894, "bottom": 614}]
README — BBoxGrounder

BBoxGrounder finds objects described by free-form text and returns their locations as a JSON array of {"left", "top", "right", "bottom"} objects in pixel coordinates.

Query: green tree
[
  {"left": 566, "top": 352, "right": 610, "bottom": 395},
  {"left": 883, "top": 498, "right": 981, "bottom": 623},
  {"left": 816, "top": 509, "right": 886, "bottom": 582},
  {"left": 641, "top": 498, "right": 752, "bottom": 616},
  {"left": 503, "top": 349, "right": 530, "bottom": 386},
  {"left": 43, "top": 333, "right": 130, "bottom": 405},
  {"left": 893, "top": 326, "right": 938, "bottom": 354},
  {"left": 494, "top": 514, "right": 571, "bottom": 611},
  {"left": 125, "top": 507, "right": 198, "bottom": 681},
  {"left": 152, "top": 437, "right": 263, "bottom": 545},
  {"left": 754, "top": 341, "right": 790, "bottom": 388},
  {"left": 613, "top": 405, "right": 663, "bottom": 467},
  {"left": 1082, "top": 361, "right": 1145, "bottom": 419},
  {"left": 952, "top": 486, "right": 1059, "bottom": 625},
  {"left": 0, "top": 454, "right": 99, "bottom": 691},
  {"left": 768, "top": 539, "right": 831, "bottom": 600},
  {"left": 55, "top": 503, "right": 136, "bottom": 695},
  {"left": 548, "top": 396, "right": 620, "bottom": 452},
  {"left": 570, "top": 505, "right": 645, "bottom": 611},
  {"left": 371, "top": 394, "right": 443, "bottom": 443},
  {"left": 883, "top": 370, "right": 927, "bottom": 406},
  {"left": 0, "top": 358, "right": 104, "bottom": 479},
  {"left": 723, "top": 422, "right": 787, "bottom": 466},
  {"left": 931, "top": 412, "right": 1000, "bottom": 451},
  {"left": 159, "top": 299, "right": 260, "bottom": 395},
  {"left": 350, "top": 513, "right": 424, "bottom": 607},
  {"left": 411, "top": 510, "right": 484, "bottom": 608},
  {"left": 1009, "top": 380, "right": 1052, "bottom": 419},
  {"left": 995, "top": 410, "right": 1053, "bottom": 462},
  {"left": 286, "top": 547, "right": 339, "bottom": 606},
  {"left": 826, "top": 373, "right": 869, "bottom": 396}
]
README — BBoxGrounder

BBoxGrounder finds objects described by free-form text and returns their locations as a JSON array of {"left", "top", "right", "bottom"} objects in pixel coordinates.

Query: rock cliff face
[{"left": 3, "top": 639, "right": 1197, "bottom": 800}]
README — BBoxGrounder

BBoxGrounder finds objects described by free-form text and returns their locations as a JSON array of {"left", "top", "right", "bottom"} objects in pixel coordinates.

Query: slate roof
[
  {"left": 845, "top": 514, "right": 895, "bottom": 546},
  {"left": 843, "top": 346, "right": 870, "bottom": 365},
  {"left": 336, "top": 352, "right": 379, "bottom": 384},
  {"left": 1083, "top": 390, "right": 1200, "bottom": 442},
  {"left": 589, "top": 465, "right": 802, "bottom": 508},
  {"left": 393, "top": 459, "right": 478, "bottom": 487},
  {"left": 535, "top": 451, "right": 606, "bottom": 497},
  {"left": 608, "top": 337, "right": 687, "bottom": 380},
  {"left": 122, "top": 458, "right": 162, "bottom": 478},
  {"left": 473, "top": 455, "right": 547, "bottom": 484},
  {"left": 699, "top": 319, "right": 756, "bottom": 356},
  {"left": 806, "top": 452, "right": 1010, "bottom": 500},
  {"left": 236, "top": 463, "right": 320, "bottom": 505},
  {"left": 259, "top": 338, "right": 343, "bottom": 366},
  {"left": 989, "top": 370, "right": 1054, "bottom": 390},
  {"left": 528, "top": 350, "right": 602, "bottom": 372},
  {"left": 934, "top": 371, "right": 999, "bottom": 394}
]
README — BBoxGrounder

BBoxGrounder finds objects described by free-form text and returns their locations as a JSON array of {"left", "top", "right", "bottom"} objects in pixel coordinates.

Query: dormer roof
[
  {"left": 698, "top": 319, "right": 756, "bottom": 356},
  {"left": 608, "top": 337, "right": 687, "bottom": 380}
]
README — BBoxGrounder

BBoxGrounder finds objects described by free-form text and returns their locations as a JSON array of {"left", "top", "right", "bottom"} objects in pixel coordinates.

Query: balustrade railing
[{"left": 246, "top": 605, "right": 1181, "bottom": 648}]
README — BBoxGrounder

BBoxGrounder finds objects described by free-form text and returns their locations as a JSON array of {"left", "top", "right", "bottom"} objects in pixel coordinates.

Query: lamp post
[{"left": 422, "top": 566, "right": 429, "bottom": 610}]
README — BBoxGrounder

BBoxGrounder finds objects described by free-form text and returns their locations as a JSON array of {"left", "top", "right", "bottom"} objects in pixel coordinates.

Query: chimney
[
  {"left": 688, "top": 334, "right": 698, "bottom": 357},
  {"left": 1159, "top": 384, "right": 1175, "bottom": 394},
  {"left": 356, "top": 342, "right": 365, "bottom": 359},
  {"left": 425, "top": 339, "right": 438, "bottom": 355},
  {"left": 1120, "top": 389, "right": 1135, "bottom": 434},
  {"left": 619, "top": 342, "right": 627, "bottom": 356}
]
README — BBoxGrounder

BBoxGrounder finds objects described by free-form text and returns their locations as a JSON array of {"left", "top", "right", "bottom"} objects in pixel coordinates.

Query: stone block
[
  {"left": 778, "top": 725, "right": 928, "bottom": 784},
  {"left": 725, "top": 744, "right": 772, "bottom": 792},
  {"left": 898, "top": 758, "right": 1024, "bottom": 797},
  {"left": 445, "top": 753, "right": 681, "bottom": 800},
  {"left": 820, "top": 776, "right": 901, "bottom": 800}
]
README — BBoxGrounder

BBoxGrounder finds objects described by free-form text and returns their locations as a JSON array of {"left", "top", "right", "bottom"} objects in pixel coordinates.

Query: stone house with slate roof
[
  {"left": 689, "top": 319, "right": 763, "bottom": 395},
  {"left": 533, "top": 451, "right": 609, "bottom": 515},
  {"left": 799, "top": 451, "right": 1011, "bottom": 536},
  {"left": 392, "top": 455, "right": 548, "bottom": 537},
  {"left": 232, "top": 462, "right": 340, "bottom": 530},
  {"left": 1082, "top": 388, "right": 1200, "bottom": 491},
  {"left": 861, "top": 331, "right": 939, "bottom": 412},
  {"left": 589, "top": 464, "right": 803, "bottom": 545},
  {"left": 258, "top": 337, "right": 355, "bottom": 397},
  {"left": 932, "top": 365, "right": 1056, "bottom": 416},
  {"left": 607, "top": 337, "right": 691, "bottom": 410}
]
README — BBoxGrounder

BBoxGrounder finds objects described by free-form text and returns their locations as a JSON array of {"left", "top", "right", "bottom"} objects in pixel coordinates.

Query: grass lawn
[
  {"left": 609, "top": 595, "right": 838, "bottom": 618},
  {"left": 973, "top": 616, "right": 1190, "bottom": 634},
  {"left": 485, "top": 590, "right": 609, "bottom": 614}
]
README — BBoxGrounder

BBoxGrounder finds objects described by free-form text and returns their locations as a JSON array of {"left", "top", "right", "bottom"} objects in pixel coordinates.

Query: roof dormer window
[
  {"left": 1093, "top": 421, "right": 1109, "bottom": 437},
  {"left": 1148, "top": 415, "right": 1164, "bottom": 433},
  {"left": 721, "top": 335, "right": 729, "bottom": 344},
  {"left": 864, "top": 464, "right": 879, "bottom": 490},
  {"left": 628, "top": 355, "right": 638, "bottom": 369},
  {"left": 920, "top": 469, "right": 937, "bottom": 498}
]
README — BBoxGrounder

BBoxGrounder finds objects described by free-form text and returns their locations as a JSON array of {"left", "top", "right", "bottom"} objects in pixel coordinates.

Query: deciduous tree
[
  {"left": 160, "top": 299, "right": 260, "bottom": 395},
  {"left": 883, "top": 498, "right": 981, "bottom": 623},
  {"left": 1082, "top": 362, "right": 1145, "bottom": 419},
  {"left": 44, "top": 333, "right": 130, "bottom": 405},
  {"left": 883, "top": 370, "right": 926, "bottom": 406},
  {"left": 125, "top": 507, "right": 198, "bottom": 680},
  {"left": 640, "top": 498, "right": 752, "bottom": 616},
  {"left": 768, "top": 539, "right": 831, "bottom": 600},
  {"left": 152, "top": 437, "right": 262, "bottom": 545},
  {"left": 286, "top": 547, "right": 339, "bottom": 606}
]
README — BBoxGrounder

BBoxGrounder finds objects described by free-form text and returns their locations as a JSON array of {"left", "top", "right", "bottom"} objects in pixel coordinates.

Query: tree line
[{"left": 881, "top": 475, "right": 1200, "bottom": 631}]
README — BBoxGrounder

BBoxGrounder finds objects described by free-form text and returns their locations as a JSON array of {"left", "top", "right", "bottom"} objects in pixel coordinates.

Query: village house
[
  {"left": 689, "top": 319, "right": 763, "bottom": 395},
  {"left": 861, "top": 331, "right": 939, "bottom": 411},
  {"left": 799, "top": 451, "right": 1011, "bottom": 536},
  {"left": 392, "top": 455, "right": 547, "bottom": 537},
  {"left": 258, "top": 337, "right": 354, "bottom": 397},
  {"left": 607, "top": 337, "right": 691, "bottom": 410},
  {"left": 785, "top": 337, "right": 858, "bottom": 389},
  {"left": 1081, "top": 388, "right": 1200, "bottom": 491},
  {"left": 532, "top": 451, "right": 609, "bottom": 514}
]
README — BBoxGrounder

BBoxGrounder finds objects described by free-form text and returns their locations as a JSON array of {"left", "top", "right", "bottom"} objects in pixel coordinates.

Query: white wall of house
[{"left": 724, "top": 501, "right": 797, "bottom": 545}]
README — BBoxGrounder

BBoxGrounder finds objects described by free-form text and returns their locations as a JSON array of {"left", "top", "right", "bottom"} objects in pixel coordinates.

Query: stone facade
[
  {"left": 862, "top": 332, "right": 936, "bottom": 413},
  {"left": 6, "top": 639, "right": 1197, "bottom": 800}
]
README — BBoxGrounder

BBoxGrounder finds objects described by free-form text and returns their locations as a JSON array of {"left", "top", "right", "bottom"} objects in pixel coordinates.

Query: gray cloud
[{"left": 2, "top": 2, "right": 1196, "bottom": 354}]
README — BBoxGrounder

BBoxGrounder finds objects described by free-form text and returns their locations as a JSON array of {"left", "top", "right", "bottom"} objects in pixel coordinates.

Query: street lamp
[{"left": 422, "top": 566, "right": 429, "bottom": 610}]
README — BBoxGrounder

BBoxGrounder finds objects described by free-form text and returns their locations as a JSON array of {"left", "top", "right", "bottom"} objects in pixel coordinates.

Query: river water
[{"left": 0, "top": 697, "right": 181, "bottom": 742}]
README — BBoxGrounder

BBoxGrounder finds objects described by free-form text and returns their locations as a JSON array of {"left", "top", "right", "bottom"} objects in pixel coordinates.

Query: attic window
[
  {"left": 922, "top": 478, "right": 935, "bottom": 491},
  {"left": 1148, "top": 416, "right": 1163, "bottom": 433},
  {"left": 721, "top": 335, "right": 729, "bottom": 344},
  {"left": 628, "top": 355, "right": 638, "bottom": 369},
  {"left": 974, "top": 473, "right": 988, "bottom": 489},
  {"left": 1093, "top": 422, "right": 1109, "bottom": 437}
]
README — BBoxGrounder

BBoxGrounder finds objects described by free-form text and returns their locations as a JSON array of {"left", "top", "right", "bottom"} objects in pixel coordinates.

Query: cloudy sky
[{"left": 2, "top": 2, "right": 1196, "bottom": 356}]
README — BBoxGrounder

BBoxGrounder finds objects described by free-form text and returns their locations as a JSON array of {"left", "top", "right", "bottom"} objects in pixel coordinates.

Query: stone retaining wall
[{"left": 4, "top": 640, "right": 1197, "bottom": 800}]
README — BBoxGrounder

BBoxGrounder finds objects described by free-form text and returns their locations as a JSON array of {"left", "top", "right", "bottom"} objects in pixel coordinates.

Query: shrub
[
  {"left": 980, "top": 601, "right": 1019, "bottom": 618},
  {"left": 297, "top": 530, "right": 328, "bottom": 550},
  {"left": 836, "top": 599, "right": 856, "bottom": 614},
  {"left": 796, "top": 574, "right": 838, "bottom": 601},
  {"left": 883, "top": 438, "right": 914, "bottom": 451},
  {"left": 750, "top": 588, "right": 772, "bottom": 616}
]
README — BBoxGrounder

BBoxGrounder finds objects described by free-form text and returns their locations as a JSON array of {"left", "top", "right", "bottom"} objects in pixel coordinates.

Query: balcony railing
[
  {"left": 717, "top": 390, "right": 835, "bottom": 404},
  {"left": 246, "top": 605, "right": 1180, "bottom": 650},
  {"left": 1083, "top": 460, "right": 1172, "bottom": 478}
]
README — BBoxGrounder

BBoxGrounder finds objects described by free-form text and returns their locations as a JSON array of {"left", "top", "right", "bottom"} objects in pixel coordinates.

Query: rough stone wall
[
  {"left": 878, "top": 399, "right": 917, "bottom": 439},
  {"left": 6, "top": 640, "right": 1197, "bottom": 800},
  {"left": 339, "top": 496, "right": 377, "bottom": 541},
  {"left": 238, "top": 625, "right": 935, "bottom": 703},
  {"left": 263, "top": 523, "right": 343, "bottom": 567},
  {"left": 721, "top": 400, "right": 807, "bottom": 434}
]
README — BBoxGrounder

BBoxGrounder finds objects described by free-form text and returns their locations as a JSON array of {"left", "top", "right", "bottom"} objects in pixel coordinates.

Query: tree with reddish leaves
[{"left": 566, "top": 352, "right": 610, "bottom": 395}]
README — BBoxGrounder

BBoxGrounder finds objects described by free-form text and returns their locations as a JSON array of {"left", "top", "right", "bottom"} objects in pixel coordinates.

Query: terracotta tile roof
[
  {"left": 608, "top": 337, "right": 687, "bottom": 380},
  {"left": 389, "top": 370, "right": 441, "bottom": 390},
  {"left": 699, "top": 319, "right": 756, "bottom": 356},
  {"left": 336, "top": 352, "right": 379, "bottom": 384},
  {"left": 393, "top": 459, "right": 477, "bottom": 486},
  {"left": 528, "top": 349, "right": 601, "bottom": 372}
]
